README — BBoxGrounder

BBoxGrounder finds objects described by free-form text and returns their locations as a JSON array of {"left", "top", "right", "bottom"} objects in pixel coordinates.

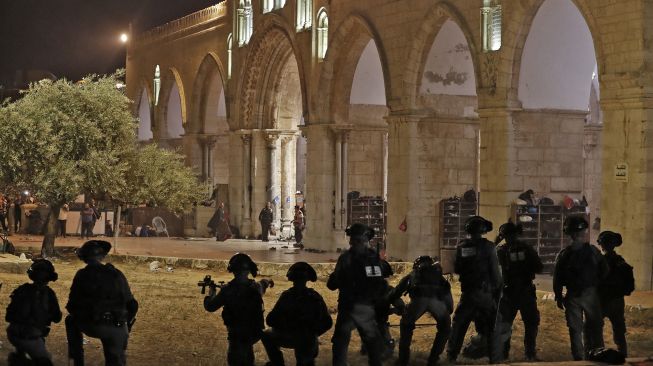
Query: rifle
[{"left": 197, "top": 275, "right": 226, "bottom": 294}]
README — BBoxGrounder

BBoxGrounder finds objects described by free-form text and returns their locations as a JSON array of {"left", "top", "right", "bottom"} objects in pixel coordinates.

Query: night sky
[{"left": 0, "top": 0, "right": 218, "bottom": 83}]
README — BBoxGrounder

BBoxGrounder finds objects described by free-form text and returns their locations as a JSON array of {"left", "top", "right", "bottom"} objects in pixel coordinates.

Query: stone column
[
  {"left": 265, "top": 132, "right": 281, "bottom": 231},
  {"left": 281, "top": 133, "right": 297, "bottom": 235},
  {"left": 477, "top": 108, "right": 520, "bottom": 232},
  {"left": 334, "top": 132, "right": 343, "bottom": 230},
  {"left": 199, "top": 135, "right": 217, "bottom": 185},
  {"left": 240, "top": 133, "right": 252, "bottom": 234},
  {"left": 386, "top": 113, "right": 423, "bottom": 259},
  {"left": 341, "top": 131, "right": 350, "bottom": 227},
  {"left": 181, "top": 133, "right": 203, "bottom": 175},
  {"left": 600, "top": 95, "right": 653, "bottom": 290},
  {"left": 383, "top": 132, "right": 389, "bottom": 200},
  {"left": 300, "top": 124, "right": 336, "bottom": 251}
]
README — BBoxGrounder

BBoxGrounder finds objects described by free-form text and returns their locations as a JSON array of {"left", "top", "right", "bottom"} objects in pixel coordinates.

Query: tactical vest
[
  {"left": 221, "top": 280, "right": 264, "bottom": 332},
  {"left": 558, "top": 243, "right": 600, "bottom": 294},
  {"left": 456, "top": 239, "right": 492, "bottom": 292},
  {"left": 408, "top": 265, "right": 445, "bottom": 298},
  {"left": 498, "top": 242, "right": 535, "bottom": 288}
]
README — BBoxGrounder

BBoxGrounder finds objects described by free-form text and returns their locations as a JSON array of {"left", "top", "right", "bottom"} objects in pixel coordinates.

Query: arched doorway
[
  {"left": 136, "top": 87, "right": 153, "bottom": 142},
  {"left": 517, "top": 0, "right": 600, "bottom": 238},
  {"left": 236, "top": 25, "right": 306, "bottom": 238}
]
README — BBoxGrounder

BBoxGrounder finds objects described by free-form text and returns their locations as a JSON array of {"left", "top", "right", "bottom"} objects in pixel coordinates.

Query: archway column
[
  {"left": 387, "top": 111, "right": 480, "bottom": 262},
  {"left": 477, "top": 107, "right": 521, "bottom": 233},
  {"left": 300, "top": 124, "right": 338, "bottom": 251},
  {"left": 181, "top": 133, "right": 204, "bottom": 177},
  {"left": 237, "top": 131, "right": 253, "bottom": 237},
  {"left": 280, "top": 132, "right": 299, "bottom": 236},
  {"left": 264, "top": 132, "right": 282, "bottom": 232},
  {"left": 331, "top": 125, "right": 353, "bottom": 231},
  {"left": 599, "top": 93, "right": 653, "bottom": 290}
]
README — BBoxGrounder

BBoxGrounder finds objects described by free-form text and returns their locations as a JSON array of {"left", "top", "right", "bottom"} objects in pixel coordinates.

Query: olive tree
[{"left": 0, "top": 73, "right": 205, "bottom": 256}]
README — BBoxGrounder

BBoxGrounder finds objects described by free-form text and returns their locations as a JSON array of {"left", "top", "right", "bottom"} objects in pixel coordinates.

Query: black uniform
[
  {"left": 327, "top": 247, "right": 388, "bottom": 366},
  {"left": 447, "top": 238, "right": 502, "bottom": 362},
  {"left": 598, "top": 251, "right": 632, "bottom": 356},
  {"left": 553, "top": 242, "right": 608, "bottom": 360},
  {"left": 6, "top": 283, "right": 62, "bottom": 365},
  {"left": 392, "top": 264, "right": 453, "bottom": 366},
  {"left": 493, "top": 240, "right": 543, "bottom": 360},
  {"left": 66, "top": 262, "right": 138, "bottom": 366},
  {"left": 262, "top": 286, "right": 332, "bottom": 366},
  {"left": 259, "top": 207, "right": 273, "bottom": 242},
  {"left": 204, "top": 279, "right": 265, "bottom": 366}
]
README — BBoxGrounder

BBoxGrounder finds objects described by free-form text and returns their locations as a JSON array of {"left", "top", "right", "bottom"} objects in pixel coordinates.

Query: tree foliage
[{"left": 0, "top": 72, "right": 206, "bottom": 255}]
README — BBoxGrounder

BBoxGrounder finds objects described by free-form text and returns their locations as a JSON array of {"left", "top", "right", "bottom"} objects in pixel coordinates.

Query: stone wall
[
  {"left": 510, "top": 109, "right": 586, "bottom": 202},
  {"left": 583, "top": 124, "right": 602, "bottom": 234}
]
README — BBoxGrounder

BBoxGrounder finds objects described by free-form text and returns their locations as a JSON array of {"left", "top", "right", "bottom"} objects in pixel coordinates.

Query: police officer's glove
[
  {"left": 556, "top": 298, "right": 565, "bottom": 310},
  {"left": 208, "top": 286, "right": 217, "bottom": 298}
]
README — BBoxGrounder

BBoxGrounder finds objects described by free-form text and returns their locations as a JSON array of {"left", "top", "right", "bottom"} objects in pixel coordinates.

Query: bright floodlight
[{"left": 120, "top": 33, "right": 128, "bottom": 43}]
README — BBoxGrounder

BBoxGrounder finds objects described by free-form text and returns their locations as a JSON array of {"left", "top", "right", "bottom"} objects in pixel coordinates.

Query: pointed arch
[
  {"left": 315, "top": 14, "right": 392, "bottom": 124},
  {"left": 156, "top": 67, "right": 188, "bottom": 139},
  {"left": 190, "top": 53, "right": 230, "bottom": 134},
  {"left": 516, "top": 0, "right": 597, "bottom": 110},
  {"left": 401, "top": 2, "right": 479, "bottom": 110},
  {"left": 508, "top": 0, "right": 603, "bottom": 104},
  {"left": 236, "top": 14, "right": 308, "bottom": 130}
]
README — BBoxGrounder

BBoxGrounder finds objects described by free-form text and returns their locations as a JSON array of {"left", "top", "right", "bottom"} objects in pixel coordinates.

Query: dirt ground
[{"left": 0, "top": 258, "right": 652, "bottom": 366}]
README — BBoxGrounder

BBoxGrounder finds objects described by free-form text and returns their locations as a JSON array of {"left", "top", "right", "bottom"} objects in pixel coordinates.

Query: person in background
[
  {"left": 80, "top": 204, "right": 96, "bottom": 239},
  {"left": 13, "top": 194, "right": 23, "bottom": 234},
  {"left": 293, "top": 206, "right": 305, "bottom": 246},
  {"left": 259, "top": 202, "right": 274, "bottom": 242},
  {"left": 58, "top": 203, "right": 69, "bottom": 238},
  {"left": 0, "top": 193, "right": 8, "bottom": 232}
]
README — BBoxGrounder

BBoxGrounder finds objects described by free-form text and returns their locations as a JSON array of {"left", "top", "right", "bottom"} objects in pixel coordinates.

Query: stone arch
[
  {"left": 516, "top": 0, "right": 597, "bottom": 110},
  {"left": 156, "top": 67, "right": 188, "bottom": 140},
  {"left": 134, "top": 80, "right": 154, "bottom": 141},
  {"left": 316, "top": 14, "right": 392, "bottom": 124},
  {"left": 190, "top": 53, "right": 230, "bottom": 134},
  {"left": 509, "top": 0, "right": 603, "bottom": 103},
  {"left": 401, "top": 2, "right": 480, "bottom": 110},
  {"left": 236, "top": 14, "right": 307, "bottom": 130}
]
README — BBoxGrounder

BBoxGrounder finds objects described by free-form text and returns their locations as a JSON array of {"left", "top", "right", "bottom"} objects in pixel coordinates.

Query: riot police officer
[
  {"left": 492, "top": 222, "right": 543, "bottom": 361},
  {"left": 553, "top": 216, "right": 608, "bottom": 360},
  {"left": 391, "top": 256, "right": 453, "bottom": 366},
  {"left": 597, "top": 231, "right": 633, "bottom": 357},
  {"left": 5, "top": 259, "right": 61, "bottom": 366},
  {"left": 446, "top": 216, "right": 502, "bottom": 363},
  {"left": 66, "top": 240, "right": 139, "bottom": 366},
  {"left": 204, "top": 253, "right": 273, "bottom": 366},
  {"left": 262, "top": 261, "right": 332, "bottom": 366},
  {"left": 327, "top": 223, "right": 389, "bottom": 366}
]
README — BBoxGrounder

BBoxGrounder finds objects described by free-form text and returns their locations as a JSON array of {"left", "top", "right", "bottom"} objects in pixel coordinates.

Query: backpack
[
  {"left": 6, "top": 284, "right": 52, "bottom": 330},
  {"left": 615, "top": 259, "right": 635, "bottom": 296}
]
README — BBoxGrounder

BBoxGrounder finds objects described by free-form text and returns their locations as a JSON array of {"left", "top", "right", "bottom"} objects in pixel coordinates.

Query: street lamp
[{"left": 120, "top": 33, "right": 128, "bottom": 44}]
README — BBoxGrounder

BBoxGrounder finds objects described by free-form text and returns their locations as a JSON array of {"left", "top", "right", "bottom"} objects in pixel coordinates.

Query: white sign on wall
[{"left": 615, "top": 163, "right": 628, "bottom": 182}]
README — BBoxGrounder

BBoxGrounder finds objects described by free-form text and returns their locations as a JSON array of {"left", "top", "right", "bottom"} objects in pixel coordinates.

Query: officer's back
[
  {"left": 327, "top": 246, "right": 387, "bottom": 309},
  {"left": 455, "top": 237, "right": 501, "bottom": 293}
]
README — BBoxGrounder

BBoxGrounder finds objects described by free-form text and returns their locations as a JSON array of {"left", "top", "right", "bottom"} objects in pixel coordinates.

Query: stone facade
[{"left": 126, "top": 0, "right": 653, "bottom": 289}]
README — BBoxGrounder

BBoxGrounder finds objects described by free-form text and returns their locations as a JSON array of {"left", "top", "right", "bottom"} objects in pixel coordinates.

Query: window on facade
[
  {"left": 316, "top": 8, "right": 328, "bottom": 60},
  {"left": 236, "top": 0, "right": 253, "bottom": 46},
  {"left": 296, "top": 0, "right": 312, "bottom": 31},
  {"left": 153, "top": 65, "right": 161, "bottom": 106},
  {"left": 263, "top": 0, "right": 285, "bottom": 13},
  {"left": 481, "top": 0, "right": 501, "bottom": 52},
  {"left": 227, "top": 34, "right": 233, "bottom": 79}
]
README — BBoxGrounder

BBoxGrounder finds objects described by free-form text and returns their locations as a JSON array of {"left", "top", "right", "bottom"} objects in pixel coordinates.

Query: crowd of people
[{"left": 4, "top": 215, "right": 634, "bottom": 366}]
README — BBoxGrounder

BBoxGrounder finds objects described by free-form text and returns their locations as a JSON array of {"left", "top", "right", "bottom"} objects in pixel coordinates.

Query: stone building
[{"left": 126, "top": 0, "right": 653, "bottom": 290}]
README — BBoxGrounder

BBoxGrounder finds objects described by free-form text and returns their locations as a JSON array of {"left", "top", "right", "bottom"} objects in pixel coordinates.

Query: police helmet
[
  {"left": 286, "top": 261, "right": 317, "bottom": 282},
  {"left": 563, "top": 216, "right": 589, "bottom": 235},
  {"left": 228, "top": 252, "right": 258, "bottom": 277},
  {"left": 597, "top": 231, "right": 623, "bottom": 248},
  {"left": 413, "top": 255, "right": 434, "bottom": 269},
  {"left": 77, "top": 240, "right": 112, "bottom": 261},
  {"left": 345, "top": 223, "right": 375, "bottom": 241},
  {"left": 498, "top": 222, "right": 523, "bottom": 237},
  {"left": 27, "top": 259, "right": 58, "bottom": 283},
  {"left": 464, "top": 216, "right": 493, "bottom": 234}
]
